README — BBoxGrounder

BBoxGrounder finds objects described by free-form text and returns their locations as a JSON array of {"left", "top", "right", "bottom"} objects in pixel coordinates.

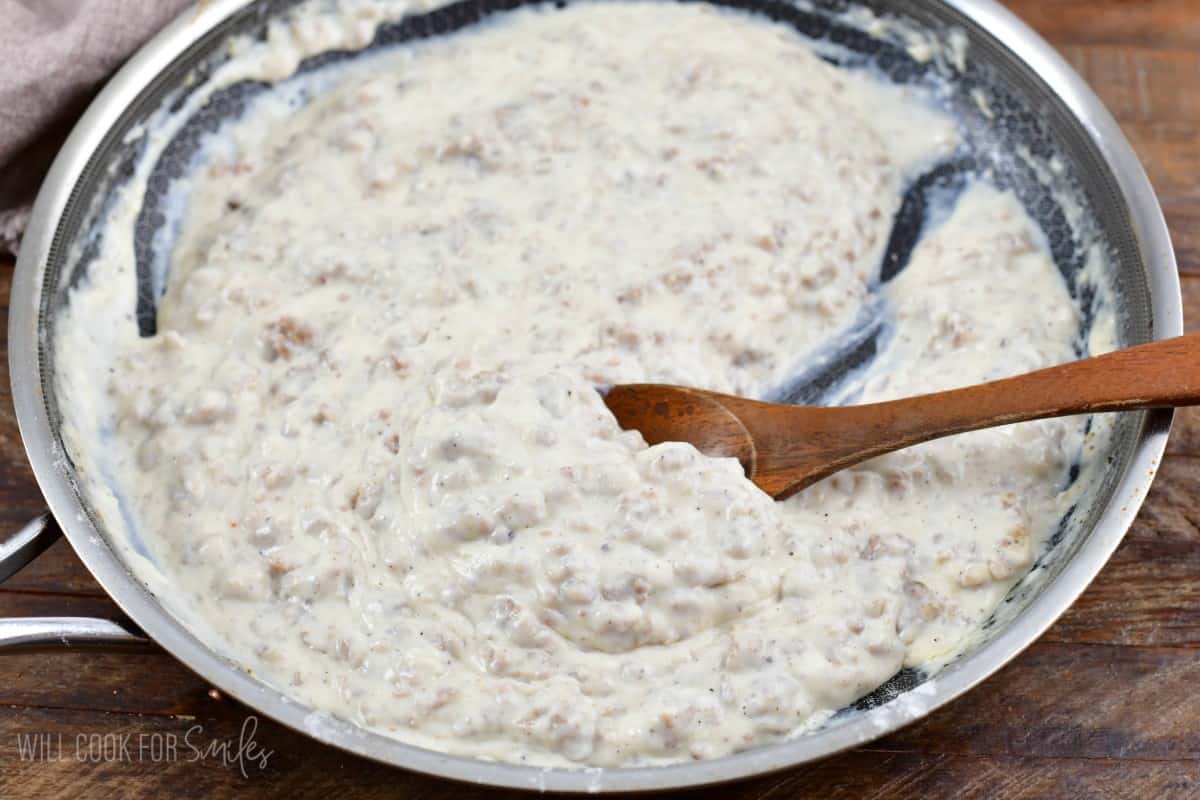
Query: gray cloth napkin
[{"left": 0, "top": 0, "right": 192, "bottom": 254}]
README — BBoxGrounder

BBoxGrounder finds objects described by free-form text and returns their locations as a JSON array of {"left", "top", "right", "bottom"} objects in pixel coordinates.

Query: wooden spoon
[{"left": 602, "top": 332, "right": 1200, "bottom": 500}]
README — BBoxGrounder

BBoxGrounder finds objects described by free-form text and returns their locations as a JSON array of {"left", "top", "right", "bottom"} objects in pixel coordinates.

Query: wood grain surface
[{"left": 1, "top": 2, "right": 1198, "bottom": 797}]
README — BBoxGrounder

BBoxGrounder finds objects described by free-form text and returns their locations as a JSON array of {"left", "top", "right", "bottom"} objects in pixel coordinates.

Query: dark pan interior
[{"left": 40, "top": 0, "right": 1152, "bottom": 715}]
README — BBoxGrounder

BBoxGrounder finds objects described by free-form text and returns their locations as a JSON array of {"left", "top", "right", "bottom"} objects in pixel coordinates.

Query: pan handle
[
  {"left": 0, "top": 616, "right": 151, "bottom": 652},
  {"left": 0, "top": 511, "right": 61, "bottom": 584},
  {"left": 0, "top": 512, "right": 152, "bottom": 651}
]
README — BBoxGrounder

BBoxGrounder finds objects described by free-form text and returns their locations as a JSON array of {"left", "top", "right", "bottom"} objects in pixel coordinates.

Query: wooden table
[{"left": 2, "top": 2, "right": 1198, "bottom": 797}]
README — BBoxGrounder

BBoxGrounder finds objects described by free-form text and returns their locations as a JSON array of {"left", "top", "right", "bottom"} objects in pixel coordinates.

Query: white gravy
[{"left": 55, "top": 1, "right": 1092, "bottom": 767}]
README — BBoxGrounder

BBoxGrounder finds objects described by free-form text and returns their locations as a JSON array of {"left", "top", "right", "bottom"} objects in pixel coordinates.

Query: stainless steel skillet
[{"left": 0, "top": 0, "right": 1180, "bottom": 791}]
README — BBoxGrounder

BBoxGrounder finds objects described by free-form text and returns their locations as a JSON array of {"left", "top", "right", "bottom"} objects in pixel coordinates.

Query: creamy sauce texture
[{"left": 56, "top": 2, "right": 1092, "bottom": 767}]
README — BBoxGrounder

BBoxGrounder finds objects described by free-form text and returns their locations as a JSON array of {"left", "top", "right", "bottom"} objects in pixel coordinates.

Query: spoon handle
[
  {"left": 851, "top": 331, "right": 1200, "bottom": 432},
  {"left": 606, "top": 333, "right": 1199, "bottom": 500},
  {"left": 757, "top": 332, "right": 1200, "bottom": 495}
]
